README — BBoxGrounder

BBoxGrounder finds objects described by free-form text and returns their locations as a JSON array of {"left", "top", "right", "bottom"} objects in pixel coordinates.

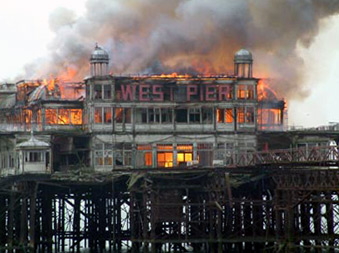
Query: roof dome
[
  {"left": 16, "top": 135, "right": 50, "bottom": 150},
  {"left": 234, "top": 49, "right": 253, "bottom": 62},
  {"left": 90, "top": 44, "right": 109, "bottom": 64}
]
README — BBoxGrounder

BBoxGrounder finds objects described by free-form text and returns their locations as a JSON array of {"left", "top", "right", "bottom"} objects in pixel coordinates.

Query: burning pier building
[
  {"left": 4, "top": 46, "right": 339, "bottom": 253},
  {"left": 0, "top": 46, "right": 285, "bottom": 173}
]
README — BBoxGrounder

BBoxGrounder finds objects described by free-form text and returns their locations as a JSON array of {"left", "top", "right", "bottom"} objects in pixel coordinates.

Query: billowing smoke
[{"left": 20, "top": 0, "right": 339, "bottom": 100}]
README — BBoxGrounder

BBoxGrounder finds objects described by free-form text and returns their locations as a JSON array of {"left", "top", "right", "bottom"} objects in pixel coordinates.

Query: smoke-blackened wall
[{"left": 21, "top": 0, "right": 339, "bottom": 100}]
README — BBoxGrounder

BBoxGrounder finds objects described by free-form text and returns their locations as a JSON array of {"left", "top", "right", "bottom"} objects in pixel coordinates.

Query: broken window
[
  {"left": 94, "top": 85, "right": 102, "bottom": 99},
  {"left": 189, "top": 108, "right": 200, "bottom": 123},
  {"left": 176, "top": 109, "right": 188, "bottom": 123},
  {"left": 103, "top": 85, "right": 111, "bottom": 99},
  {"left": 94, "top": 107, "right": 103, "bottom": 124}
]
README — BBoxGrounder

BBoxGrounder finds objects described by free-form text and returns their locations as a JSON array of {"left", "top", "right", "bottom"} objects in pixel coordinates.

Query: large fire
[{"left": 257, "top": 79, "right": 285, "bottom": 130}]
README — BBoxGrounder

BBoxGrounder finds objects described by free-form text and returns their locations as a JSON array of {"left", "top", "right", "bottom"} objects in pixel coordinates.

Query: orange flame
[{"left": 257, "top": 79, "right": 278, "bottom": 101}]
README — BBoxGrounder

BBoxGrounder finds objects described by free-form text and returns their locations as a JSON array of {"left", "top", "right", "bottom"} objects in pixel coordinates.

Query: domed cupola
[
  {"left": 90, "top": 44, "right": 109, "bottom": 76},
  {"left": 234, "top": 49, "right": 253, "bottom": 78},
  {"left": 15, "top": 132, "right": 51, "bottom": 174}
]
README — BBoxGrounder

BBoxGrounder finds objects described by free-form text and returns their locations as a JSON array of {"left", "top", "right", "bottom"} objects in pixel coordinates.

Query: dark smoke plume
[{"left": 20, "top": 0, "right": 339, "bottom": 100}]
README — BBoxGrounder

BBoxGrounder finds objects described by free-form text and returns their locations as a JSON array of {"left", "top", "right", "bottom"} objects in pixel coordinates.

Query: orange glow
[
  {"left": 257, "top": 79, "right": 278, "bottom": 101},
  {"left": 225, "top": 109, "right": 233, "bottom": 123},
  {"left": 258, "top": 109, "right": 282, "bottom": 126},
  {"left": 150, "top": 72, "right": 191, "bottom": 79},
  {"left": 70, "top": 109, "right": 82, "bottom": 125},
  {"left": 45, "top": 109, "right": 58, "bottom": 125},
  {"left": 157, "top": 152, "right": 173, "bottom": 167},
  {"left": 23, "top": 109, "right": 32, "bottom": 124}
]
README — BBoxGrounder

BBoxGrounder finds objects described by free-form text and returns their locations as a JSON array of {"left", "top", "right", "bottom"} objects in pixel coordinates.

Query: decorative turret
[
  {"left": 90, "top": 44, "right": 109, "bottom": 76},
  {"left": 234, "top": 49, "right": 253, "bottom": 78}
]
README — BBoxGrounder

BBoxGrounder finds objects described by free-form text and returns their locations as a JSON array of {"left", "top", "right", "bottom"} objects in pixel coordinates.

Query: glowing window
[
  {"left": 237, "top": 85, "right": 246, "bottom": 99},
  {"left": 225, "top": 109, "right": 233, "bottom": 123},
  {"left": 58, "top": 109, "right": 70, "bottom": 125},
  {"left": 70, "top": 109, "right": 82, "bottom": 125},
  {"left": 94, "top": 107, "right": 102, "bottom": 123},
  {"left": 137, "top": 145, "right": 153, "bottom": 167},
  {"left": 157, "top": 144, "right": 173, "bottom": 168},
  {"left": 45, "top": 109, "right": 57, "bottom": 125},
  {"left": 237, "top": 107, "right": 245, "bottom": 124},
  {"left": 115, "top": 108, "right": 123, "bottom": 123},
  {"left": 217, "top": 109, "right": 224, "bottom": 123}
]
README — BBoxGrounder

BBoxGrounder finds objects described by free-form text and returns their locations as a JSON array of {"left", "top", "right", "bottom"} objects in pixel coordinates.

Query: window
[
  {"left": 161, "top": 108, "right": 172, "bottom": 123},
  {"left": 125, "top": 108, "right": 131, "bottom": 123},
  {"left": 94, "top": 85, "right": 102, "bottom": 99},
  {"left": 136, "top": 108, "right": 147, "bottom": 123},
  {"left": 237, "top": 107, "right": 245, "bottom": 123},
  {"left": 246, "top": 107, "right": 254, "bottom": 123},
  {"left": 94, "top": 107, "right": 103, "bottom": 123},
  {"left": 176, "top": 109, "right": 188, "bottom": 123},
  {"left": 197, "top": 143, "right": 213, "bottom": 166},
  {"left": 148, "top": 108, "right": 160, "bottom": 123},
  {"left": 225, "top": 109, "right": 233, "bottom": 123},
  {"left": 237, "top": 85, "right": 255, "bottom": 99},
  {"left": 115, "top": 108, "right": 123, "bottom": 123},
  {"left": 202, "top": 108, "right": 212, "bottom": 123},
  {"left": 114, "top": 143, "right": 132, "bottom": 166},
  {"left": 45, "top": 109, "right": 57, "bottom": 124},
  {"left": 217, "top": 109, "right": 224, "bottom": 123},
  {"left": 237, "top": 85, "right": 246, "bottom": 99},
  {"left": 27, "top": 151, "right": 43, "bottom": 162},
  {"left": 157, "top": 145, "right": 173, "bottom": 167},
  {"left": 177, "top": 144, "right": 193, "bottom": 166},
  {"left": 115, "top": 108, "right": 132, "bottom": 124},
  {"left": 103, "top": 85, "right": 111, "bottom": 99},
  {"left": 94, "top": 143, "right": 113, "bottom": 166},
  {"left": 137, "top": 145, "right": 153, "bottom": 167},
  {"left": 237, "top": 107, "right": 255, "bottom": 124},
  {"left": 217, "top": 108, "right": 233, "bottom": 124},
  {"left": 58, "top": 109, "right": 70, "bottom": 125},
  {"left": 70, "top": 109, "right": 82, "bottom": 125},
  {"left": 104, "top": 107, "right": 112, "bottom": 124},
  {"left": 247, "top": 85, "right": 254, "bottom": 99},
  {"left": 189, "top": 108, "right": 200, "bottom": 123}
]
